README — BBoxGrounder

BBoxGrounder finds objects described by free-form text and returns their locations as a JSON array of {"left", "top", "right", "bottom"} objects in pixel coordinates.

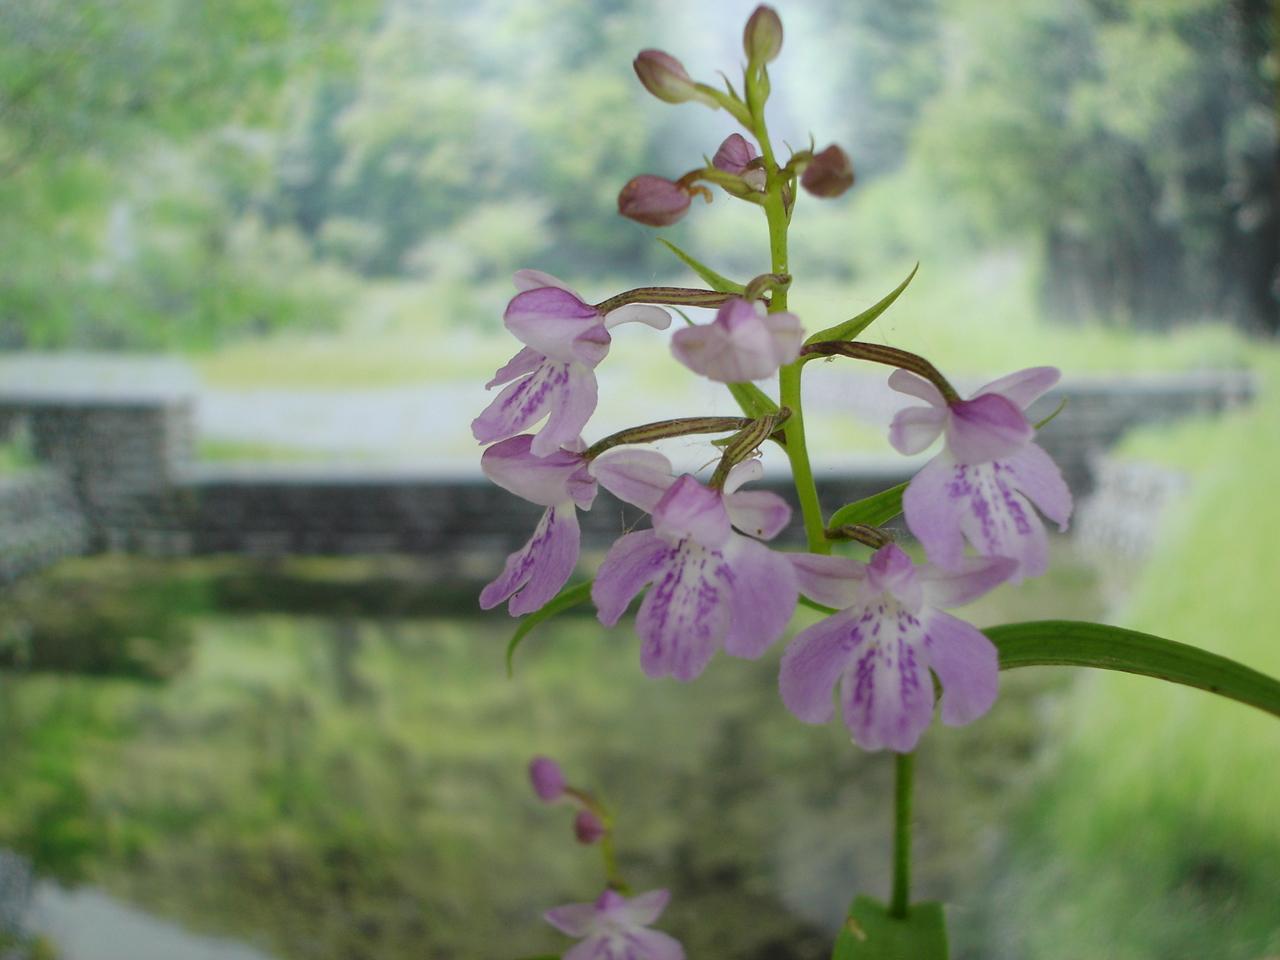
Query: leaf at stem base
[{"left": 833, "top": 897, "right": 948, "bottom": 960}]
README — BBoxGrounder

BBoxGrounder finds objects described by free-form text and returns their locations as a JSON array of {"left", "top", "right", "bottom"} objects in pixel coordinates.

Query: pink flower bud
[
  {"left": 617, "top": 175, "right": 692, "bottom": 227},
  {"left": 801, "top": 144, "right": 855, "bottom": 198},
  {"left": 573, "top": 810, "right": 606, "bottom": 845},
  {"left": 713, "top": 134, "right": 757, "bottom": 175},
  {"left": 713, "top": 134, "right": 766, "bottom": 192},
  {"left": 633, "top": 49, "right": 703, "bottom": 104},
  {"left": 743, "top": 6, "right": 784, "bottom": 65},
  {"left": 528, "top": 756, "right": 566, "bottom": 802}
]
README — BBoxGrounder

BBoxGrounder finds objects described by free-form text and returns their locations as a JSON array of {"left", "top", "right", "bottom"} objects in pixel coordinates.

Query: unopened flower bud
[
  {"left": 743, "top": 6, "right": 783, "bottom": 65},
  {"left": 528, "top": 756, "right": 566, "bottom": 803},
  {"left": 633, "top": 50, "right": 705, "bottom": 105},
  {"left": 801, "top": 144, "right": 855, "bottom": 198},
  {"left": 713, "top": 134, "right": 766, "bottom": 192},
  {"left": 618, "top": 175, "right": 691, "bottom": 227},
  {"left": 573, "top": 810, "right": 606, "bottom": 845}
]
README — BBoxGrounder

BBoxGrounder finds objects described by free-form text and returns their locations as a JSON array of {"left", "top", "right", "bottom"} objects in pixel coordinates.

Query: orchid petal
[
  {"left": 975, "top": 365, "right": 1060, "bottom": 410},
  {"left": 670, "top": 299, "right": 802, "bottom": 382},
  {"left": 626, "top": 929, "right": 686, "bottom": 960},
  {"left": 722, "top": 537, "right": 797, "bottom": 659},
  {"left": 652, "top": 476, "right": 732, "bottom": 549},
  {"left": 945, "top": 393, "right": 1033, "bottom": 463},
  {"left": 544, "top": 902, "right": 599, "bottom": 937},
  {"left": 1005, "top": 442, "right": 1072, "bottom": 530},
  {"left": 954, "top": 462, "right": 1049, "bottom": 581},
  {"left": 504, "top": 287, "right": 604, "bottom": 362},
  {"left": 530, "top": 362, "right": 597, "bottom": 457},
  {"left": 514, "top": 269, "right": 577, "bottom": 294},
  {"left": 888, "top": 368, "right": 945, "bottom": 408},
  {"left": 603, "top": 304, "right": 672, "bottom": 330},
  {"left": 481, "top": 434, "right": 595, "bottom": 509},
  {"left": 616, "top": 889, "right": 671, "bottom": 926},
  {"left": 479, "top": 505, "right": 579, "bottom": 616},
  {"left": 724, "top": 489, "right": 791, "bottom": 540},
  {"left": 922, "top": 609, "right": 999, "bottom": 726},
  {"left": 866, "top": 543, "right": 923, "bottom": 611},
  {"left": 636, "top": 540, "right": 732, "bottom": 681},
  {"left": 889, "top": 404, "right": 948, "bottom": 456},
  {"left": 591, "top": 448, "right": 676, "bottom": 512},
  {"left": 484, "top": 346, "right": 543, "bottom": 390},
  {"left": 919, "top": 554, "right": 1016, "bottom": 608},
  {"left": 570, "top": 325, "right": 612, "bottom": 367},
  {"left": 780, "top": 608, "right": 866, "bottom": 724},
  {"left": 592, "top": 531, "right": 669, "bottom": 627},
  {"left": 902, "top": 454, "right": 969, "bottom": 571},
  {"left": 471, "top": 360, "right": 568, "bottom": 447},
  {"left": 723, "top": 457, "right": 763, "bottom": 493},
  {"left": 790, "top": 553, "right": 866, "bottom": 609},
  {"left": 840, "top": 611, "right": 933, "bottom": 752}
]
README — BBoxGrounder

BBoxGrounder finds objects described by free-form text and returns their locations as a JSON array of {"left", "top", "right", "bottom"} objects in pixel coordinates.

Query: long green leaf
[
  {"left": 987, "top": 620, "right": 1280, "bottom": 718},
  {"left": 833, "top": 897, "right": 948, "bottom": 960},
  {"left": 827, "top": 481, "right": 908, "bottom": 530},
  {"left": 505, "top": 580, "right": 594, "bottom": 676},
  {"left": 657, "top": 238, "right": 746, "bottom": 294},
  {"left": 806, "top": 263, "right": 919, "bottom": 345}
]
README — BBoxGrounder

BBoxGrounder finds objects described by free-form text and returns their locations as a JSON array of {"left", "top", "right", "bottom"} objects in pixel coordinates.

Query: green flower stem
[
  {"left": 890, "top": 751, "right": 915, "bottom": 919},
  {"left": 601, "top": 830, "right": 629, "bottom": 894},
  {"left": 753, "top": 98, "right": 828, "bottom": 554}
]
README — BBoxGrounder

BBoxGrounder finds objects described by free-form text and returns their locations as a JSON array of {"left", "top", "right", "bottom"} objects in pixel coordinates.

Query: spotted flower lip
[
  {"left": 889, "top": 366, "right": 1073, "bottom": 580},
  {"left": 780, "top": 543, "right": 1016, "bottom": 753},
  {"left": 592, "top": 462, "right": 796, "bottom": 681},
  {"left": 472, "top": 271, "right": 670, "bottom": 457},
  {"left": 545, "top": 888, "right": 684, "bottom": 960},
  {"left": 479, "top": 435, "right": 674, "bottom": 616},
  {"left": 670, "top": 297, "right": 804, "bottom": 383}
]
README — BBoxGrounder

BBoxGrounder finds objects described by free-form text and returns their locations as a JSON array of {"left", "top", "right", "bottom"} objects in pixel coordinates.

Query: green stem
[
  {"left": 601, "top": 831, "right": 628, "bottom": 893},
  {"left": 890, "top": 751, "right": 915, "bottom": 919},
  {"left": 753, "top": 97, "right": 827, "bottom": 554}
]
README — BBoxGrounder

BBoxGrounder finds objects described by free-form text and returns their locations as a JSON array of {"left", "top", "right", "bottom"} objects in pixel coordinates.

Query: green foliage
[
  {"left": 805, "top": 264, "right": 919, "bottom": 344},
  {"left": 506, "top": 580, "right": 594, "bottom": 676},
  {"left": 833, "top": 898, "right": 947, "bottom": 960},
  {"left": 827, "top": 483, "right": 908, "bottom": 531},
  {"left": 988, "top": 620, "right": 1280, "bottom": 719}
]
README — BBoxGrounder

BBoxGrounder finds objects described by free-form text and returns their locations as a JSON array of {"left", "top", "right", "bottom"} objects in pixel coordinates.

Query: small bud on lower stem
[
  {"left": 574, "top": 810, "right": 607, "bottom": 845},
  {"left": 529, "top": 756, "right": 566, "bottom": 803}
]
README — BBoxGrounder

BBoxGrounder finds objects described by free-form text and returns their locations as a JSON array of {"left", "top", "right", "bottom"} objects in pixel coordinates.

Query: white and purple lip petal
[
  {"left": 780, "top": 543, "right": 1014, "bottom": 752},
  {"left": 546, "top": 888, "right": 684, "bottom": 960},
  {"left": 889, "top": 366, "right": 1073, "bottom": 578},
  {"left": 479, "top": 435, "right": 595, "bottom": 617},
  {"left": 473, "top": 272, "right": 669, "bottom": 457},
  {"left": 592, "top": 472, "right": 796, "bottom": 682},
  {"left": 670, "top": 297, "right": 804, "bottom": 383}
]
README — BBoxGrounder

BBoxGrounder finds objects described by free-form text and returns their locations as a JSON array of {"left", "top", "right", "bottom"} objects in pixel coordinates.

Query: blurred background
[{"left": 0, "top": 0, "right": 1276, "bottom": 958}]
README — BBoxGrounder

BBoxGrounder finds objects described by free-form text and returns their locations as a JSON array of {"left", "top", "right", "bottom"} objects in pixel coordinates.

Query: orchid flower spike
[
  {"left": 472, "top": 271, "right": 671, "bottom": 457},
  {"left": 670, "top": 296, "right": 803, "bottom": 383},
  {"left": 781, "top": 543, "right": 1016, "bottom": 753},
  {"left": 593, "top": 459, "right": 797, "bottom": 681},
  {"left": 890, "top": 366, "right": 1073, "bottom": 581},
  {"left": 546, "top": 889, "right": 684, "bottom": 960},
  {"left": 478, "top": 434, "right": 673, "bottom": 616}
]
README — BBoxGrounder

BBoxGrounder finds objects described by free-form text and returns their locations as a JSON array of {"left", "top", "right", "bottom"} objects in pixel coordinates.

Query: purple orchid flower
[
  {"left": 479, "top": 434, "right": 674, "bottom": 616},
  {"left": 889, "top": 366, "right": 1073, "bottom": 580},
  {"left": 592, "top": 460, "right": 797, "bottom": 681},
  {"left": 670, "top": 297, "right": 804, "bottom": 383},
  {"left": 545, "top": 889, "right": 684, "bottom": 960},
  {"left": 780, "top": 543, "right": 1016, "bottom": 753},
  {"left": 472, "top": 271, "right": 671, "bottom": 457}
]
